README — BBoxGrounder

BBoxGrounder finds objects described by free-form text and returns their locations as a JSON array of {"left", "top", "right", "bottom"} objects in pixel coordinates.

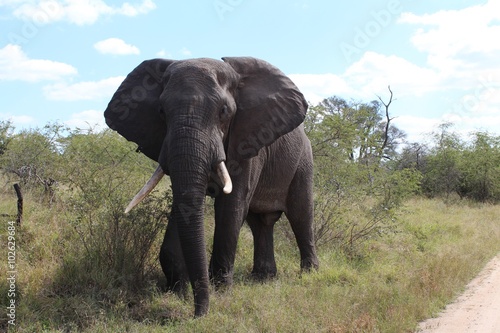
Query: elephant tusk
[
  {"left": 217, "top": 161, "right": 233, "bottom": 194},
  {"left": 125, "top": 165, "right": 165, "bottom": 213}
]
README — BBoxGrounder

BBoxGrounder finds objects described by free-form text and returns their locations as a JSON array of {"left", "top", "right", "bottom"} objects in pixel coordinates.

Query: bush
[
  {"left": 0, "top": 123, "right": 65, "bottom": 202},
  {"left": 56, "top": 129, "right": 171, "bottom": 293},
  {"left": 0, "top": 120, "right": 13, "bottom": 156},
  {"left": 457, "top": 132, "right": 500, "bottom": 202},
  {"left": 65, "top": 190, "right": 170, "bottom": 291},
  {"left": 406, "top": 124, "right": 500, "bottom": 203},
  {"left": 303, "top": 96, "right": 419, "bottom": 254},
  {"left": 311, "top": 165, "right": 421, "bottom": 255}
]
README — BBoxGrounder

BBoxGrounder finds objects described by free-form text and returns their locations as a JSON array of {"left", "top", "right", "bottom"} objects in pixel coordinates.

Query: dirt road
[{"left": 417, "top": 254, "right": 500, "bottom": 333}]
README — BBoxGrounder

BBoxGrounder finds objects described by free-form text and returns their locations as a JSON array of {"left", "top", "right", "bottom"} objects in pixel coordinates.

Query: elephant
[{"left": 104, "top": 56, "right": 319, "bottom": 317}]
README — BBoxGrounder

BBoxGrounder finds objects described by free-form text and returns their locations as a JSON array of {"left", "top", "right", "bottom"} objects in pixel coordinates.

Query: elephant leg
[
  {"left": 159, "top": 221, "right": 189, "bottom": 296},
  {"left": 286, "top": 168, "right": 319, "bottom": 271},
  {"left": 246, "top": 211, "right": 282, "bottom": 280},
  {"left": 209, "top": 197, "right": 247, "bottom": 288}
]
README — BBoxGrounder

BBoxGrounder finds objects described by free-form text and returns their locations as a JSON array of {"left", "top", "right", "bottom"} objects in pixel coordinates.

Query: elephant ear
[
  {"left": 222, "top": 57, "right": 308, "bottom": 160},
  {"left": 104, "top": 59, "right": 175, "bottom": 161}
]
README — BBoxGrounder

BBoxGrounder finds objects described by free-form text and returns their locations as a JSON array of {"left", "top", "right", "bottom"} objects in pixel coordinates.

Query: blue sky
[{"left": 0, "top": 0, "right": 498, "bottom": 143}]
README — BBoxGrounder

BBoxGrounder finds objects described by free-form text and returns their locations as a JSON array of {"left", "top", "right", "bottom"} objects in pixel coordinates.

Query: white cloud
[
  {"left": 391, "top": 91, "right": 500, "bottom": 144},
  {"left": 117, "top": 0, "right": 155, "bottom": 16},
  {"left": 460, "top": 85, "right": 500, "bottom": 116},
  {"left": 10, "top": 0, "right": 156, "bottom": 26},
  {"left": 285, "top": 3, "right": 500, "bottom": 143},
  {"left": 156, "top": 49, "right": 172, "bottom": 58},
  {"left": 289, "top": 73, "right": 352, "bottom": 104},
  {"left": 0, "top": 0, "right": 26, "bottom": 6},
  {"left": 180, "top": 47, "right": 192, "bottom": 57},
  {"left": 446, "top": 85, "right": 500, "bottom": 136},
  {"left": 43, "top": 76, "right": 125, "bottom": 101},
  {"left": 11, "top": 115, "right": 36, "bottom": 124},
  {"left": 291, "top": 52, "right": 443, "bottom": 104},
  {"left": 442, "top": 112, "right": 500, "bottom": 136},
  {"left": 64, "top": 109, "right": 106, "bottom": 130},
  {"left": 392, "top": 0, "right": 500, "bottom": 139},
  {"left": 94, "top": 38, "right": 140, "bottom": 55},
  {"left": 344, "top": 52, "right": 443, "bottom": 98},
  {"left": 290, "top": 48, "right": 500, "bottom": 143},
  {"left": 318, "top": 1, "right": 500, "bottom": 106},
  {"left": 392, "top": 114, "right": 498, "bottom": 146},
  {"left": 0, "top": 44, "right": 77, "bottom": 82},
  {"left": 0, "top": 114, "right": 36, "bottom": 126},
  {"left": 393, "top": 115, "right": 442, "bottom": 144},
  {"left": 400, "top": 1, "right": 500, "bottom": 55},
  {"left": 399, "top": 0, "right": 500, "bottom": 83}
]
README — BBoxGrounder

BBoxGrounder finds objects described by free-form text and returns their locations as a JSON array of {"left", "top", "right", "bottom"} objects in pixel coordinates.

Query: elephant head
[{"left": 104, "top": 57, "right": 308, "bottom": 316}]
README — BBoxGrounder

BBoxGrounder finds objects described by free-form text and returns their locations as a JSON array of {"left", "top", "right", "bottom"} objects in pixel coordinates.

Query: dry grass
[{"left": 1, "top": 194, "right": 500, "bottom": 332}]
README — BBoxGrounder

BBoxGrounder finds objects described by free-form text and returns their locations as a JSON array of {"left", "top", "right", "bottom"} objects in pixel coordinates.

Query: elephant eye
[
  {"left": 158, "top": 106, "right": 166, "bottom": 120},
  {"left": 220, "top": 105, "right": 230, "bottom": 121}
]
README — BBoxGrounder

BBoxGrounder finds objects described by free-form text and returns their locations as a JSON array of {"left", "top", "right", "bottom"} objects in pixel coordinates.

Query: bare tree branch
[{"left": 376, "top": 86, "right": 394, "bottom": 156}]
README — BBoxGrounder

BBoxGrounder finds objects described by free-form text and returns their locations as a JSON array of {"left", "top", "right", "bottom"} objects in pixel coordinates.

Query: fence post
[{"left": 13, "top": 183, "right": 23, "bottom": 226}]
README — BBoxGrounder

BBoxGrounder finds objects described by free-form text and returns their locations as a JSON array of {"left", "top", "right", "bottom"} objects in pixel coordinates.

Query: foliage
[
  {"left": 304, "top": 96, "right": 418, "bottom": 253},
  {"left": 458, "top": 131, "right": 500, "bottom": 201},
  {"left": 0, "top": 123, "right": 66, "bottom": 201},
  {"left": 396, "top": 123, "right": 500, "bottom": 202},
  {"left": 311, "top": 165, "right": 421, "bottom": 255},
  {"left": 0, "top": 120, "right": 14, "bottom": 155},
  {"left": 59, "top": 128, "right": 171, "bottom": 291},
  {"left": 1, "top": 91, "right": 499, "bottom": 331},
  {"left": 393, "top": 142, "right": 428, "bottom": 171},
  {"left": 4, "top": 195, "right": 500, "bottom": 332},
  {"left": 306, "top": 96, "right": 405, "bottom": 165},
  {"left": 420, "top": 123, "right": 464, "bottom": 199}
]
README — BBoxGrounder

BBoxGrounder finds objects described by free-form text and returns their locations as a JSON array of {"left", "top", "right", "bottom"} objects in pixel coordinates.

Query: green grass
[{"left": 1, "top": 193, "right": 500, "bottom": 332}]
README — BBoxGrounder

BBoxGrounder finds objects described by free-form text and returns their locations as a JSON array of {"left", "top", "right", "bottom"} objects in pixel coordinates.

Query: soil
[{"left": 417, "top": 254, "right": 500, "bottom": 333}]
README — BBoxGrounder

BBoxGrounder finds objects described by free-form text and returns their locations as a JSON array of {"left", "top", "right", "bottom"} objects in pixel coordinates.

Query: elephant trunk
[
  {"left": 124, "top": 116, "right": 232, "bottom": 317},
  {"left": 169, "top": 182, "right": 209, "bottom": 316},
  {"left": 165, "top": 133, "right": 214, "bottom": 317}
]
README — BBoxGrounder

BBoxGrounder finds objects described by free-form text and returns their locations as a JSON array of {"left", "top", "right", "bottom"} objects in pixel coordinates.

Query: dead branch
[{"left": 376, "top": 86, "right": 395, "bottom": 155}]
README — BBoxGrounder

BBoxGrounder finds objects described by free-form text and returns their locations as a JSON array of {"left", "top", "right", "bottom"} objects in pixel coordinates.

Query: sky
[{"left": 0, "top": 0, "right": 499, "bottom": 144}]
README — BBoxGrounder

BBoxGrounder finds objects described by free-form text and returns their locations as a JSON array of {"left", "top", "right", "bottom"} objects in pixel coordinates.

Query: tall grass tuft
[{"left": 2, "top": 193, "right": 500, "bottom": 332}]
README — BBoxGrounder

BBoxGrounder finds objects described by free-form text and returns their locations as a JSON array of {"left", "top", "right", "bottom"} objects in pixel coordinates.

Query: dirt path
[{"left": 417, "top": 254, "right": 500, "bottom": 333}]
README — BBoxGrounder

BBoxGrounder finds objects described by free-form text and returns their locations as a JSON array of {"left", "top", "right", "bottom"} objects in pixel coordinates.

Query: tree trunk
[{"left": 13, "top": 183, "right": 22, "bottom": 226}]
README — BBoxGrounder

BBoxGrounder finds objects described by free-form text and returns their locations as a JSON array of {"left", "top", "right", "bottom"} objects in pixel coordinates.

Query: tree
[
  {"left": 0, "top": 123, "right": 66, "bottom": 201},
  {"left": 303, "top": 93, "right": 420, "bottom": 253},
  {"left": 0, "top": 120, "right": 14, "bottom": 155},
  {"left": 458, "top": 131, "right": 500, "bottom": 202},
  {"left": 306, "top": 93, "right": 405, "bottom": 168},
  {"left": 394, "top": 142, "right": 429, "bottom": 171},
  {"left": 420, "top": 123, "right": 464, "bottom": 199}
]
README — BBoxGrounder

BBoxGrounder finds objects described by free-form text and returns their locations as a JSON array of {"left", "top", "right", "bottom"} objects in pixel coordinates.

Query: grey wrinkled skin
[{"left": 104, "top": 57, "right": 319, "bottom": 317}]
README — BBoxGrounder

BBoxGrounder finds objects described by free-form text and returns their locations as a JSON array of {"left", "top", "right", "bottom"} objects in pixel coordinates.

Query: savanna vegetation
[{"left": 1, "top": 93, "right": 500, "bottom": 332}]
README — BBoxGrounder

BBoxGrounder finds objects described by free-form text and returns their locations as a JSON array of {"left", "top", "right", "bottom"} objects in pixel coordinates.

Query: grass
[{"left": 1, "top": 190, "right": 500, "bottom": 332}]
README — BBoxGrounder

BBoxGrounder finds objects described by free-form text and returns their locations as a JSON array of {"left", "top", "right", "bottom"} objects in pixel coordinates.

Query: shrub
[
  {"left": 457, "top": 132, "right": 500, "bottom": 202},
  {"left": 311, "top": 166, "right": 421, "bottom": 255},
  {"left": 0, "top": 123, "right": 66, "bottom": 202},
  {"left": 302, "top": 96, "right": 419, "bottom": 255},
  {"left": 57, "top": 129, "right": 171, "bottom": 292}
]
